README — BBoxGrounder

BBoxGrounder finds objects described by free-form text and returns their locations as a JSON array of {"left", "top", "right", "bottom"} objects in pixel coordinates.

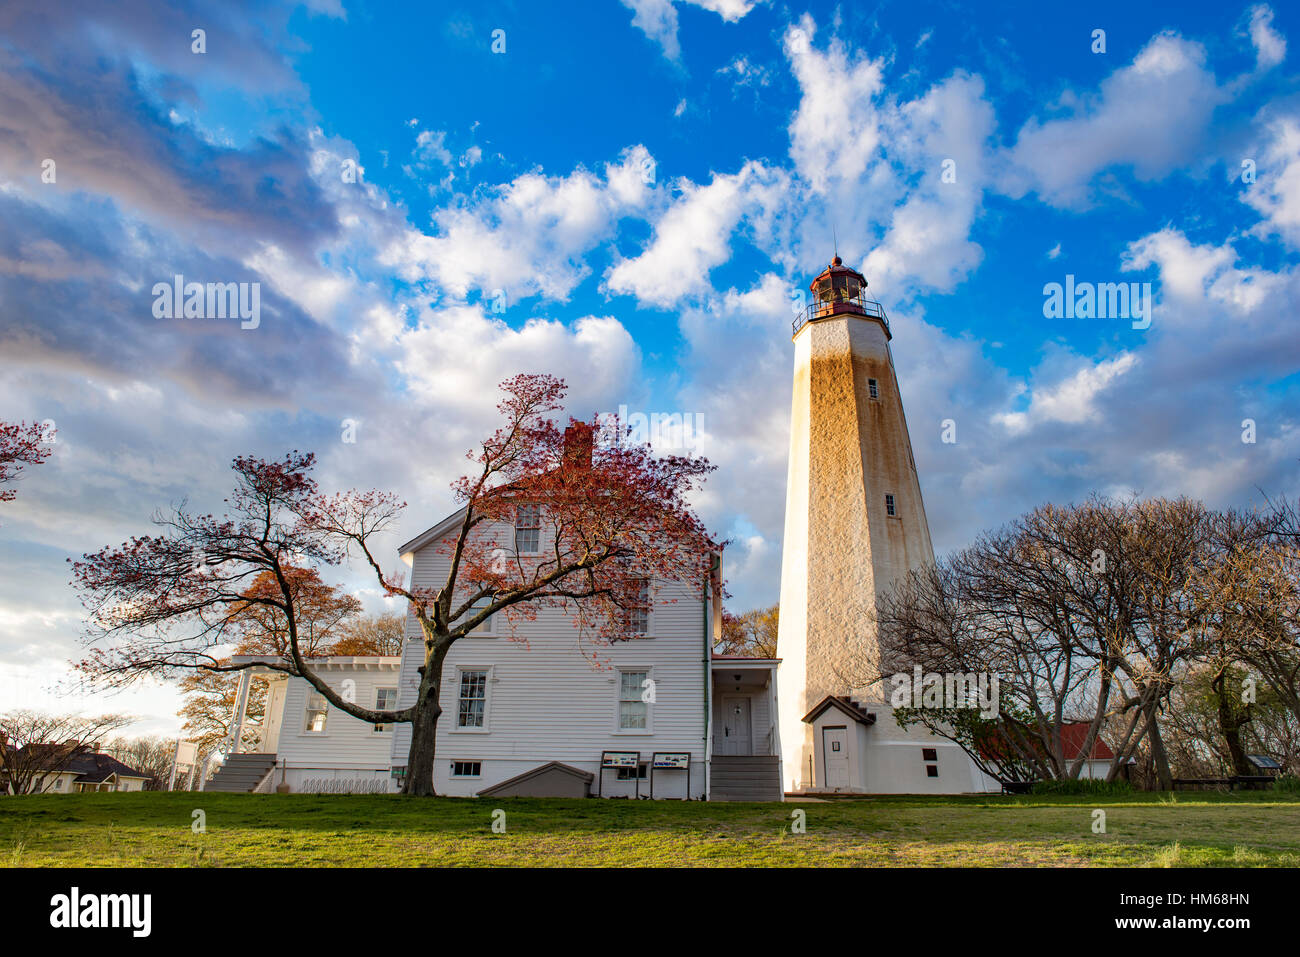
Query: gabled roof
[
  {"left": 476, "top": 761, "right": 594, "bottom": 797},
  {"left": 1057, "top": 722, "right": 1115, "bottom": 761},
  {"left": 15, "top": 749, "right": 149, "bottom": 782},
  {"left": 398, "top": 506, "right": 469, "bottom": 559},
  {"left": 976, "top": 722, "right": 1118, "bottom": 765},
  {"left": 802, "top": 695, "right": 876, "bottom": 726}
]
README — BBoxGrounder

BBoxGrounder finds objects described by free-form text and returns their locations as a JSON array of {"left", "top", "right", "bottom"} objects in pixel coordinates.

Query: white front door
[
  {"left": 823, "top": 727, "right": 850, "bottom": 789},
  {"left": 721, "top": 696, "right": 752, "bottom": 755}
]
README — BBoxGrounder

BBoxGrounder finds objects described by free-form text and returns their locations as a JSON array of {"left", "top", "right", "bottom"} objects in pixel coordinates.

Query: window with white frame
[
  {"left": 458, "top": 595, "right": 495, "bottom": 636},
  {"left": 868, "top": 378, "right": 879, "bottom": 399},
  {"left": 456, "top": 669, "right": 489, "bottom": 729},
  {"left": 626, "top": 578, "right": 651, "bottom": 637},
  {"left": 515, "top": 504, "right": 541, "bottom": 554},
  {"left": 304, "top": 691, "right": 328, "bottom": 733},
  {"left": 451, "top": 761, "right": 481, "bottom": 777},
  {"left": 373, "top": 687, "right": 398, "bottom": 733},
  {"left": 885, "top": 493, "right": 897, "bottom": 517},
  {"left": 618, "top": 669, "right": 650, "bottom": 731}
]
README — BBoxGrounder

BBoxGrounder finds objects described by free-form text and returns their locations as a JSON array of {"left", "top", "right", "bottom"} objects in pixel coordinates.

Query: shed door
[
  {"left": 722, "top": 696, "right": 752, "bottom": 755},
  {"left": 823, "top": 727, "right": 850, "bottom": 789}
]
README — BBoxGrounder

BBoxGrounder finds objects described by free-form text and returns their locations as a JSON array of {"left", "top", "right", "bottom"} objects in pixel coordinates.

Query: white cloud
[
  {"left": 994, "top": 353, "right": 1139, "bottom": 434},
  {"left": 863, "top": 73, "right": 994, "bottom": 293},
  {"left": 414, "top": 129, "right": 453, "bottom": 167},
  {"left": 1002, "top": 32, "right": 1225, "bottom": 207},
  {"left": 621, "top": 0, "right": 756, "bottom": 60},
  {"left": 605, "top": 161, "right": 788, "bottom": 307},
  {"left": 1242, "top": 115, "right": 1300, "bottom": 248},
  {"left": 621, "top": 0, "right": 680, "bottom": 60},
  {"left": 381, "top": 146, "right": 658, "bottom": 301},
  {"left": 783, "top": 17, "right": 887, "bottom": 192},
  {"left": 1247, "top": 4, "right": 1287, "bottom": 69},
  {"left": 1123, "top": 228, "right": 1284, "bottom": 318},
  {"left": 778, "top": 19, "right": 995, "bottom": 296},
  {"left": 689, "top": 0, "right": 755, "bottom": 20},
  {"left": 395, "top": 305, "right": 642, "bottom": 414},
  {"left": 718, "top": 55, "right": 772, "bottom": 89}
]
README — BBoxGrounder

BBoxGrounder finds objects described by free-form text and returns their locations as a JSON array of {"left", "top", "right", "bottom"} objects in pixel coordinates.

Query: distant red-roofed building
[{"left": 978, "top": 721, "right": 1126, "bottom": 781}]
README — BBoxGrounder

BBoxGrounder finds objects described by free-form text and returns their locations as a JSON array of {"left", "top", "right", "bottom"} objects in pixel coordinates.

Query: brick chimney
[{"left": 563, "top": 422, "right": 594, "bottom": 469}]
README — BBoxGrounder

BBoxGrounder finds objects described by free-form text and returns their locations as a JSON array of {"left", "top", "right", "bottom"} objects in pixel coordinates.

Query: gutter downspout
[{"left": 703, "top": 555, "right": 718, "bottom": 801}]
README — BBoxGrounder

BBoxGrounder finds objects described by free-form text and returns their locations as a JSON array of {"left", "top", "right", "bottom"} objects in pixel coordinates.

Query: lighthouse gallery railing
[{"left": 792, "top": 295, "right": 890, "bottom": 337}]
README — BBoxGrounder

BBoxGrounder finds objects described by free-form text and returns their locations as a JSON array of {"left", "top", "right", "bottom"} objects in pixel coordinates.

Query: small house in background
[
  {"left": 974, "top": 721, "right": 1128, "bottom": 787},
  {"left": 1055, "top": 722, "right": 1122, "bottom": 780},
  {"left": 17, "top": 748, "right": 150, "bottom": 793}
]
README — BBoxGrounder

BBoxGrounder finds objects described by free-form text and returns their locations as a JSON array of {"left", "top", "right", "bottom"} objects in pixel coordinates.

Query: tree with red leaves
[
  {"left": 176, "top": 566, "right": 362, "bottom": 752},
  {"left": 0, "top": 420, "right": 54, "bottom": 518},
  {"left": 72, "top": 374, "right": 721, "bottom": 795}
]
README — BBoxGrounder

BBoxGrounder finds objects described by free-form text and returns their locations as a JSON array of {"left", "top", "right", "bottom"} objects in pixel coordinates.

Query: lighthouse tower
[{"left": 775, "top": 257, "right": 935, "bottom": 791}]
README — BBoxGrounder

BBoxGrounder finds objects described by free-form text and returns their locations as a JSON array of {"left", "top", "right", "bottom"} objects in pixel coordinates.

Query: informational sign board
[
  {"left": 650, "top": 752, "right": 691, "bottom": 800},
  {"left": 652, "top": 752, "right": 689, "bottom": 769},
  {"left": 598, "top": 750, "right": 642, "bottom": 798},
  {"left": 601, "top": 751, "right": 640, "bottom": 768},
  {"left": 167, "top": 739, "right": 201, "bottom": 791}
]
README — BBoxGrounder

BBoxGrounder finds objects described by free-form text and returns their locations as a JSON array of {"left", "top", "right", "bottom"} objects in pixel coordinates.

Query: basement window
[
  {"left": 885, "top": 494, "right": 897, "bottom": 517},
  {"left": 868, "top": 378, "right": 879, "bottom": 399},
  {"left": 617, "top": 763, "right": 648, "bottom": 781},
  {"left": 451, "top": 761, "right": 481, "bottom": 778}
]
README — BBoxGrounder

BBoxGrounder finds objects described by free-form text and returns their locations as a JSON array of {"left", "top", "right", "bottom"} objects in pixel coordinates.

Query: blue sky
[{"left": 2, "top": 0, "right": 1298, "bottom": 735}]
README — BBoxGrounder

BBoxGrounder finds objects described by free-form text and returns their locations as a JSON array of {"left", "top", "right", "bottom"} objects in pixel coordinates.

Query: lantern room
[
  {"left": 794, "top": 255, "right": 891, "bottom": 339},
  {"left": 811, "top": 256, "right": 865, "bottom": 309}
]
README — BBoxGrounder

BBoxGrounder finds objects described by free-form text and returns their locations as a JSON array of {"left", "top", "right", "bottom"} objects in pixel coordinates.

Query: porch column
[
  {"left": 225, "top": 670, "right": 252, "bottom": 756},
  {"left": 165, "top": 739, "right": 181, "bottom": 791}
]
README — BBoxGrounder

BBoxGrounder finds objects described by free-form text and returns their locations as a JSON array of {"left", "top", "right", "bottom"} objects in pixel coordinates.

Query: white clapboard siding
[
  {"left": 391, "top": 519, "right": 711, "bottom": 797},
  {"left": 276, "top": 666, "right": 401, "bottom": 771}
]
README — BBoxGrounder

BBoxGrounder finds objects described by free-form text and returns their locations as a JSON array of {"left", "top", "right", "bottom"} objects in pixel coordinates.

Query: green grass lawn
[{"left": 4, "top": 791, "right": 1300, "bottom": 867}]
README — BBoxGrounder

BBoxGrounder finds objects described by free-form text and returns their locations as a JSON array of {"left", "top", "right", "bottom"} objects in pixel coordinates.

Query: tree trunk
[
  {"left": 1145, "top": 706, "right": 1174, "bottom": 790},
  {"left": 1212, "top": 669, "right": 1253, "bottom": 776},
  {"left": 402, "top": 643, "right": 447, "bottom": 796}
]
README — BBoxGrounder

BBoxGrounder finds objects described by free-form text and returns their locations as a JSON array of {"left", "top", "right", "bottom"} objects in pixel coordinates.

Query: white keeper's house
[
  {"left": 211, "top": 513, "right": 783, "bottom": 801},
  {"left": 209, "top": 256, "right": 1012, "bottom": 799}
]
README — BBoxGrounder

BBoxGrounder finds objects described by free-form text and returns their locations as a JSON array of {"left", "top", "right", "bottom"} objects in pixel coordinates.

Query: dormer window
[{"left": 515, "top": 504, "right": 541, "bottom": 554}]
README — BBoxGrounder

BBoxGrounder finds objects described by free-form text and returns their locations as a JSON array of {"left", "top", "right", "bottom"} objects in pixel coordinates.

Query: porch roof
[
  {"left": 710, "top": 654, "right": 780, "bottom": 665},
  {"left": 230, "top": 654, "right": 401, "bottom": 672}
]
